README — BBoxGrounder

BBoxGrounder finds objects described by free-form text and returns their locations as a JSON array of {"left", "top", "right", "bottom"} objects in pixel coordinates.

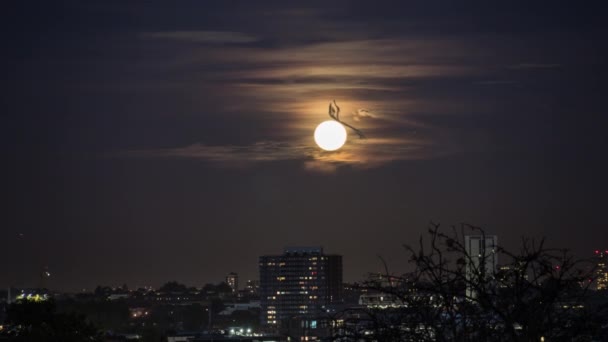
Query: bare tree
[
  {"left": 329, "top": 100, "right": 365, "bottom": 139},
  {"left": 329, "top": 223, "right": 608, "bottom": 341}
]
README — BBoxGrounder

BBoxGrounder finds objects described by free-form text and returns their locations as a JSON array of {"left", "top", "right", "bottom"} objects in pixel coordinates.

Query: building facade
[
  {"left": 259, "top": 247, "right": 342, "bottom": 327},
  {"left": 226, "top": 272, "right": 238, "bottom": 293},
  {"left": 464, "top": 235, "right": 498, "bottom": 298},
  {"left": 245, "top": 279, "right": 259, "bottom": 296},
  {"left": 594, "top": 250, "right": 608, "bottom": 291}
]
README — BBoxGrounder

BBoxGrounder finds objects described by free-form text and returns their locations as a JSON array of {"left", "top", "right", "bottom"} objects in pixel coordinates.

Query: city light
[
  {"left": 2, "top": 3, "right": 607, "bottom": 341},
  {"left": 15, "top": 293, "right": 48, "bottom": 302}
]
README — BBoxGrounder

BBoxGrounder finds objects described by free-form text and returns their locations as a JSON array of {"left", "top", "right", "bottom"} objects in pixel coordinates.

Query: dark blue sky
[{"left": 1, "top": 1, "right": 607, "bottom": 291}]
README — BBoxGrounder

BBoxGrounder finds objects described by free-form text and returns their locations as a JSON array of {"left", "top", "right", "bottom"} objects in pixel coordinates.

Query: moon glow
[{"left": 314, "top": 120, "right": 347, "bottom": 151}]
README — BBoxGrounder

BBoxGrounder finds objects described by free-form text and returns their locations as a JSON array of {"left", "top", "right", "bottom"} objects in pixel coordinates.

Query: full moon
[{"left": 314, "top": 120, "right": 347, "bottom": 151}]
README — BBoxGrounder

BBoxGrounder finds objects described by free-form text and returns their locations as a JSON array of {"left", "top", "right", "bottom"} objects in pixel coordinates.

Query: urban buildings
[
  {"left": 497, "top": 263, "right": 528, "bottom": 288},
  {"left": 225, "top": 272, "right": 238, "bottom": 293},
  {"left": 594, "top": 250, "right": 608, "bottom": 291},
  {"left": 245, "top": 279, "right": 259, "bottom": 296},
  {"left": 259, "top": 247, "right": 342, "bottom": 328},
  {"left": 359, "top": 273, "right": 408, "bottom": 309},
  {"left": 464, "top": 235, "right": 498, "bottom": 298}
]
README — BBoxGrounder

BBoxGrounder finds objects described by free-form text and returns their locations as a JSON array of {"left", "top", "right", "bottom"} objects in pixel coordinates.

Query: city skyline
[
  {"left": 2, "top": 2, "right": 608, "bottom": 292},
  {"left": 3, "top": 238, "right": 605, "bottom": 293}
]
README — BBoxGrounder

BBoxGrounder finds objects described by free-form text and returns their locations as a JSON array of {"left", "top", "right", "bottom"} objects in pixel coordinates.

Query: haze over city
[{"left": 2, "top": 1, "right": 607, "bottom": 293}]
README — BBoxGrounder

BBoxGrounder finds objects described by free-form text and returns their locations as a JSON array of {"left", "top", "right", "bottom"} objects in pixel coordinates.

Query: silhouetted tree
[
  {"left": 330, "top": 223, "right": 608, "bottom": 341},
  {"left": 202, "top": 282, "right": 232, "bottom": 298},
  {"left": 57, "top": 297, "right": 129, "bottom": 331},
  {"left": 216, "top": 281, "right": 233, "bottom": 294},
  {"left": 181, "top": 303, "right": 207, "bottom": 331},
  {"left": 6, "top": 299, "right": 100, "bottom": 342},
  {"left": 159, "top": 281, "right": 188, "bottom": 293}
]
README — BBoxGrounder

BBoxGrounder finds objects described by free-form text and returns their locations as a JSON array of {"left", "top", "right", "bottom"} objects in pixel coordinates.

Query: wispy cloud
[
  {"left": 473, "top": 80, "right": 518, "bottom": 86},
  {"left": 508, "top": 63, "right": 562, "bottom": 70},
  {"left": 352, "top": 108, "right": 378, "bottom": 122},
  {"left": 130, "top": 141, "right": 307, "bottom": 164},
  {"left": 127, "top": 32, "right": 487, "bottom": 169},
  {"left": 126, "top": 135, "right": 434, "bottom": 172},
  {"left": 141, "top": 31, "right": 259, "bottom": 44}
]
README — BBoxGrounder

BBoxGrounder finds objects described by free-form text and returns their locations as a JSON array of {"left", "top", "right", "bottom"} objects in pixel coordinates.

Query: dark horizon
[{"left": 2, "top": 1, "right": 607, "bottom": 292}]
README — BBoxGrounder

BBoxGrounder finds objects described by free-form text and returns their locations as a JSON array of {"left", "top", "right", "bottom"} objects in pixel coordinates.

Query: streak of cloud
[
  {"left": 141, "top": 30, "right": 259, "bottom": 44},
  {"left": 128, "top": 30, "right": 493, "bottom": 168},
  {"left": 352, "top": 108, "right": 377, "bottom": 122},
  {"left": 126, "top": 135, "right": 435, "bottom": 172},
  {"left": 508, "top": 63, "right": 562, "bottom": 70}
]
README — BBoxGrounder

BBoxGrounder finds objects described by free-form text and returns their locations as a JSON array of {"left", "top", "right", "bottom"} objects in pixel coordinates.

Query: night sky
[{"left": 2, "top": 1, "right": 607, "bottom": 291}]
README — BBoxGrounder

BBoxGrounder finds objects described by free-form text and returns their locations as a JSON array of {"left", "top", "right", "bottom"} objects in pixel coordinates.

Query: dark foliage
[
  {"left": 5, "top": 299, "right": 100, "bottom": 342},
  {"left": 329, "top": 223, "right": 608, "bottom": 341}
]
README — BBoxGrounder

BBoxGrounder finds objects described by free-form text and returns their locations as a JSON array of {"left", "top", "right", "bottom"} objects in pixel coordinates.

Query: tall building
[
  {"left": 465, "top": 235, "right": 498, "bottom": 298},
  {"left": 259, "top": 247, "right": 342, "bottom": 327},
  {"left": 226, "top": 272, "right": 238, "bottom": 293},
  {"left": 594, "top": 250, "right": 608, "bottom": 291}
]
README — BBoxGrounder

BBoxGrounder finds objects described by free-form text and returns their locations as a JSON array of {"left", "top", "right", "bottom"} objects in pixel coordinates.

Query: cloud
[
  {"left": 123, "top": 32, "right": 489, "bottom": 169},
  {"left": 508, "top": 63, "right": 562, "bottom": 70},
  {"left": 141, "top": 31, "right": 259, "bottom": 44},
  {"left": 119, "top": 36, "right": 465, "bottom": 170},
  {"left": 473, "top": 80, "right": 518, "bottom": 86},
  {"left": 129, "top": 141, "right": 308, "bottom": 164},
  {"left": 352, "top": 108, "right": 378, "bottom": 122},
  {"left": 126, "top": 135, "right": 434, "bottom": 172}
]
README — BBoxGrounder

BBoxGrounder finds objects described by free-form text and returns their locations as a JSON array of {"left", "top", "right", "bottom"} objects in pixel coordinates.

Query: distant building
[
  {"left": 219, "top": 301, "right": 261, "bottom": 315},
  {"left": 359, "top": 273, "right": 410, "bottom": 308},
  {"left": 342, "top": 283, "right": 365, "bottom": 305},
  {"left": 226, "top": 272, "right": 239, "bottom": 293},
  {"left": 259, "top": 247, "right": 342, "bottom": 327},
  {"left": 245, "top": 279, "right": 259, "bottom": 296},
  {"left": 497, "top": 263, "right": 528, "bottom": 288},
  {"left": 594, "top": 250, "right": 608, "bottom": 290},
  {"left": 366, "top": 273, "right": 403, "bottom": 287},
  {"left": 359, "top": 292, "right": 405, "bottom": 308},
  {"left": 465, "top": 235, "right": 498, "bottom": 298}
]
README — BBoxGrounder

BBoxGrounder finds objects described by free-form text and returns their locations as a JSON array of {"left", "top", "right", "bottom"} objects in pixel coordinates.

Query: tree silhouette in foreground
[
  {"left": 330, "top": 223, "right": 608, "bottom": 341},
  {"left": 5, "top": 299, "right": 100, "bottom": 342}
]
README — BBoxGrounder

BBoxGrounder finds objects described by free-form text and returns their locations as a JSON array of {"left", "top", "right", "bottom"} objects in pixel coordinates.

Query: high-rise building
[
  {"left": 226, "top": 272, "right": 238, "bottom": 293},
  {"left": 465, "top": 235, "right": 498, "bottom": 298},
  {"left": 259, "top": 247, "right": 342, "bottom": 327},
  {"left": 593, "top": 250, "right": 608, "bottom": 291}
]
